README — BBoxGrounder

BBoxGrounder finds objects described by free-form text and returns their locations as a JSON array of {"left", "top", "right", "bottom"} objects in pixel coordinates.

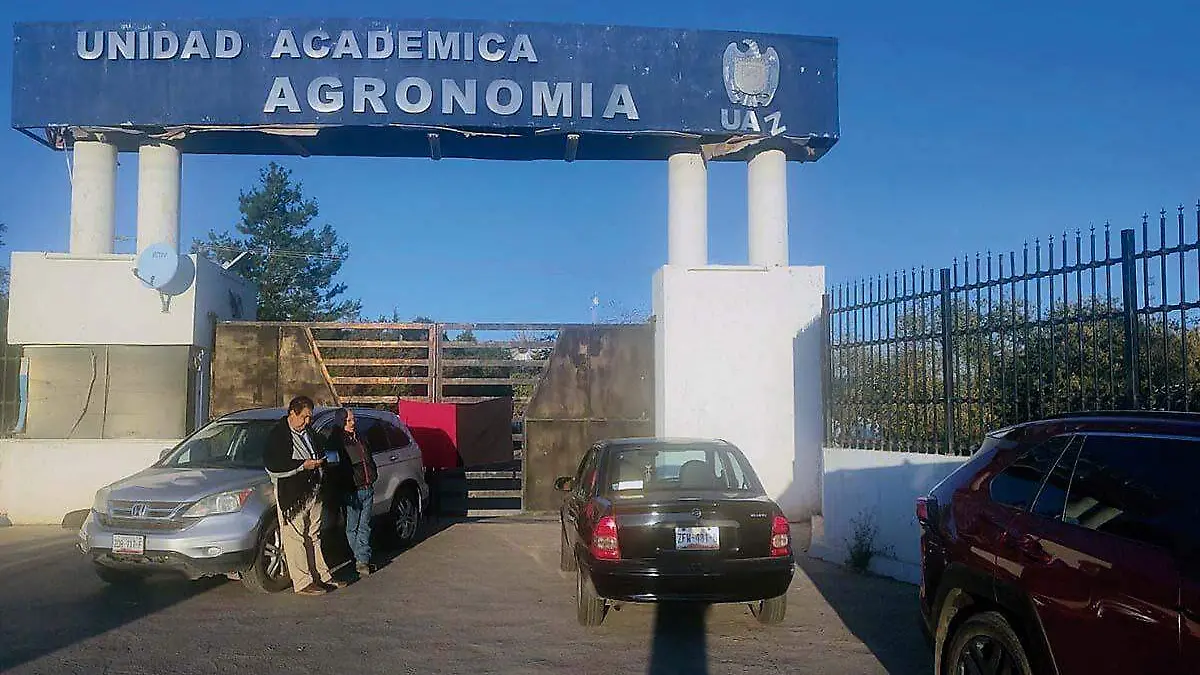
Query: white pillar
[
  {"left": 68, "top": 140, "right": 118, "bottom": 256},
  {"left": 136, "top": 143, "right": 182, "bottom": 253},
  {"left": 667, "top": 151, "right": 708, "bottom": 266},
  {"left": 747, "top": 148, "right": 788, "bottom": 267}
]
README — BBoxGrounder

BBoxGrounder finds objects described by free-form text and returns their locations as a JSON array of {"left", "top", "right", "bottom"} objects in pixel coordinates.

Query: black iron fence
[{"left": 824, "top": 202, "right": 1200, "bottom": 455}]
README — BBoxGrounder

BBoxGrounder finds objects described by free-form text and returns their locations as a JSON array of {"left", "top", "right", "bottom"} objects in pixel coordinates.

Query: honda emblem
[{"left": 130, "top": 503, "right": 149, "bottom": 518}]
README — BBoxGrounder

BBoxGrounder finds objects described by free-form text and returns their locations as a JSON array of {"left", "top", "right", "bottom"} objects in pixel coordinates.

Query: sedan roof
[{"left": 601, "top": 437, "right": 734, "bottom": 448}]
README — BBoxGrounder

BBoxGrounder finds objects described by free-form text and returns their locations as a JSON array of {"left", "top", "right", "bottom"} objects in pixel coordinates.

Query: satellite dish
[{"left": 133, "top": 243, "right": 180, "bottom": 290}]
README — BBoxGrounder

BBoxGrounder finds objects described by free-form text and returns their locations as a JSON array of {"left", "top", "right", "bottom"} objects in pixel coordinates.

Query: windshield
[
  {"left": 603, "top": 444, "right": 763, "bottom": 494},
  {"left": 160, "top": 419, "right": 278, "bottom": 470}
]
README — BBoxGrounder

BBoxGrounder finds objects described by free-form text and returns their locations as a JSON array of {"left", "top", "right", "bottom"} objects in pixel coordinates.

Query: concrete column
[
  {"left": 136, "top": 143, "right": 182, "bottom": 253},
  {"left": 667, "top": 151, "right": 708, "bottom": 266},
  {"left": 747, "top": 148, "right": 788, "bottom": 267},
  {"left": 68, "top": 141, "right": 118, "bottom": 256}
]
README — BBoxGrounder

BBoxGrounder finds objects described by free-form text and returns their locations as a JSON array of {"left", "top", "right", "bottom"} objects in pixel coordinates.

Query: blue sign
[{"left": 12, "top": 19, "right": 839, "bottom": 161}]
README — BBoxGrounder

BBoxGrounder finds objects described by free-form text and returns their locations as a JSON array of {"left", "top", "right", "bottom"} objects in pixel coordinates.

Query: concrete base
[
  {"left": 652, "top": 264, "right": 825, "bottom": 520},
  {"left": 809, "top": 447, "right": 969, "bottom": 584},
  {"left": 0, "top": 439, "right": 176, "bottom": 525}
]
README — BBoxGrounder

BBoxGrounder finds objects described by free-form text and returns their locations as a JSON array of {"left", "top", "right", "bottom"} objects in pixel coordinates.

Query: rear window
[
  {"left": 602, "top": 444, "right": 762, "bottom": 494},
  {"left": 989, "top": 434, "right": 1076, "bottom": 511}
]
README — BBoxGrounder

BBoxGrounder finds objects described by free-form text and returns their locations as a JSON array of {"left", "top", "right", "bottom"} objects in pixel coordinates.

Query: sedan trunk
[{"left": 610, "top": 492, "right": 778, "bottom": 560}]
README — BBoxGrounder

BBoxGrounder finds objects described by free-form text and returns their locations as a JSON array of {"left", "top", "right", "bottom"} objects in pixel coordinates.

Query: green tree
[{"left": 193, "top": 162, "right": 361, "bottom": 321}]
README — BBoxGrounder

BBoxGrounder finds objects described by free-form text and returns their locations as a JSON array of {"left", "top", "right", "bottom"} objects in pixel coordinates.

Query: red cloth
[{"left": 398, "top": 401, "right": 459, "bottom": 469}]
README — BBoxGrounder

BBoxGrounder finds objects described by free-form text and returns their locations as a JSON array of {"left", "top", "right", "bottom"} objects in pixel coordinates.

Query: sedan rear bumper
[{"left": 588, "top": 556, "right": 794, "bottom": 603}]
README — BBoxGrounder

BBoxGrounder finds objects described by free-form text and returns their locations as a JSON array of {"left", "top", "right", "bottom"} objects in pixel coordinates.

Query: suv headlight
[
  {"left": 182, "top": 488, "right": 254, "bottom": 518},
  {"left": 92, "top": 487, "right": 111, "bottom": 514}
]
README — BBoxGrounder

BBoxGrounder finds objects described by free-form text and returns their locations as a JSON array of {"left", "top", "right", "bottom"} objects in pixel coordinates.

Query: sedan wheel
[
  {"left": 559, "top": 524, "right": 578, "bottom": 572},
  {"left": 944, "top": 611, "right": 1032, "bottom": 675},
  {"left": 576, "top": 568, "right": 607, "bottom": 627},
  {"left": 755, "top": 594, "right": 787, "bottom": 625}
]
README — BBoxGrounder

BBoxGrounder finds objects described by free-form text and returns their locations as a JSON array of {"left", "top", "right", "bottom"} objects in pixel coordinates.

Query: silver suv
[{"left": 78, "top": 406, "right": 430, "bottom": 592}]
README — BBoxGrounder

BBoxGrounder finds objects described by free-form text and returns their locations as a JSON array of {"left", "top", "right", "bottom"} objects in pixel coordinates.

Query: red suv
[{"left": 917, "top": 412, "right": 1199, "bottom": 675}]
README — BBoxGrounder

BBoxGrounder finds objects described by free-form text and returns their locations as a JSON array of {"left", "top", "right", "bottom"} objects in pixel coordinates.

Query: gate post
[
  {"left": 1120, "top": 229, "right": 1140, "bottom": 408},
  {"left": 939, "top": 268, "right": 955, "bottom": 454},
  {"left": 820, "top": 293, "right": 832, "bottom": 445}
]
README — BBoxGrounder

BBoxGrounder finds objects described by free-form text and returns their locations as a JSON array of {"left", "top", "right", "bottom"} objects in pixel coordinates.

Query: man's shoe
[
  {"left": 296, "top": 584, "right": 327, "bottom": 596},
  {"left": 356, "top": 563, "right": 372, "bottom": 577},
  {"left": 322, "top": 579, "right": 349, "bottom": 590}
]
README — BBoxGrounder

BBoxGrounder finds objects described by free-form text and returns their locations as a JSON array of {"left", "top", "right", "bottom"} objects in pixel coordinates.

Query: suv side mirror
[
  {"left": 554, "top": 476, "right": 574, "bottom": 492},
  {"left": 160, "top": 447, "right": 172, "bottom": 460}
]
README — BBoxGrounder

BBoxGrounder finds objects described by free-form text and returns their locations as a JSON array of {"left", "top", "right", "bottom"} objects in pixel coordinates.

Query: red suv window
[{"left": 1065, "top": 434, "right": 1197, "bottom": 552}]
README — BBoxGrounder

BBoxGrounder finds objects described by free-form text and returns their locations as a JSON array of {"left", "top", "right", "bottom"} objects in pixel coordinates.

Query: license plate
[
  {"left": 675, "top": 526, "right": 720, "bottom": 551},
  {"left": 112, "top": 534, "right": 145, "bottom": 555}
]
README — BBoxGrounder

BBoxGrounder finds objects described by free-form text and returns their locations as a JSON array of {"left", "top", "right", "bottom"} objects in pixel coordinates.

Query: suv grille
[{"left": 100, "top": 500, "right": 192, "bottom": 532}]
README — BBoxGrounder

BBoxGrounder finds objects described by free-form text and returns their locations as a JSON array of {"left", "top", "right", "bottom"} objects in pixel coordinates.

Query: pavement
[{"left": 0, "top": 518, "right": 932, "bottom": 674}]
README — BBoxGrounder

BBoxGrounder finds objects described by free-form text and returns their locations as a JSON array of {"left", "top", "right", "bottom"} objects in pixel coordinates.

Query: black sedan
[{"left": 555, "top": 437, "right": 794, "bottom": 627}]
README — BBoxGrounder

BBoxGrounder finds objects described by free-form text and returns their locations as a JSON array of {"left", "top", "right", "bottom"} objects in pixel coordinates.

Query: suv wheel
[
  {"left": 240, "top": 519, "right": 290, "bottom": 594},
  {"left": 944, "top": 611, "right": 1032, "bottom": 675},
  {"left": 92, "top": 562, "right": 145, "bottom": 586},
  {"left": 390, "top": 487, "right": 421, "bottom": 549}
]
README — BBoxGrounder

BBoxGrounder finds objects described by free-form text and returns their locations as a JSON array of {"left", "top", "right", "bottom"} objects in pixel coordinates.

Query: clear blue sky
[{"left": 2, "top": 1, "right": 1198, "bottom": 323}]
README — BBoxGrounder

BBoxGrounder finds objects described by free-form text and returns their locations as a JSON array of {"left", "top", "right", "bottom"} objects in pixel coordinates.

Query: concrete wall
[
  {"left": 809, "top": 447, "right": 969, "bottom": 584},
  {"left": 22, "top": 345, "right": 193, "bottom": 439},
  {"left": 7, "top": 252, "right": 255, "bottom": 349},
  {"left": 653, "top": 265, "right": 825, "bottom": 520},
  {"left": 0, "top": 439, "right": 177, "bottom": 525}
]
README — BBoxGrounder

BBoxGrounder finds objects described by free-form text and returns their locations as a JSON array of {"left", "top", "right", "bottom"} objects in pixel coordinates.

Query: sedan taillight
[
  {"left": 770, "top": 515, "right": 791, "bottom": 557},
  {"left": 590, "top": 515, "right": 621, "bottom": 560}
]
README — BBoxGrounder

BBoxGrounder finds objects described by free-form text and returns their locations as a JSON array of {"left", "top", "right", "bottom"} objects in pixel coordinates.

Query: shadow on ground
[
  {"left": 798, "top": 556, "right": 933, "bottom": 675},
  {"left": 646, "top": 602, "right": 711, "bottom": 675},
  {"left": 0, "top": 573, "right": 225, "bottom": 672}
]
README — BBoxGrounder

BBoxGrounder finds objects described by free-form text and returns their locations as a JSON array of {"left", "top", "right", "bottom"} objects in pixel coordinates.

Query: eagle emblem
[{"left": 722, "top": 40, "right": 780, "bottom": 108}]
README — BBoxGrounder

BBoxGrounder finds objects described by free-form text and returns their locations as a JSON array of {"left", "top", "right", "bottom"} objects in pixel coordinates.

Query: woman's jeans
[{"left": 343, "top": 486, "right": 374, "bottom": 565}]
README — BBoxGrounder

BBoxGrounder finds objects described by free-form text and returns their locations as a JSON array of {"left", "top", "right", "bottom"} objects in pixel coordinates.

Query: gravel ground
[{"left": 0, "top": 519, "right": 931, "bottom": 674}]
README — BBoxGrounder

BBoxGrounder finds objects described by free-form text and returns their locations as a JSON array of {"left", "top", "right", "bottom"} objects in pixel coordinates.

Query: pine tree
[{"left": 194, "top": 162, "right": 361, "bottom": 321}]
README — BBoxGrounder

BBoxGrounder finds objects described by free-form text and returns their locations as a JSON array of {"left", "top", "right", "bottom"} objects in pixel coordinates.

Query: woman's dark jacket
[{"left": 328, "top": 429, "right": 378, "bottom": 493}]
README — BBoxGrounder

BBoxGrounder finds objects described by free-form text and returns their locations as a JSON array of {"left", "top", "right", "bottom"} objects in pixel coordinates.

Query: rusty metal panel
[
  {"left": 277, "top": 326, "right": 339, "bottom": 409},
  {"left": 523, "top": 419, "right": 653, "bottom": 512},
  {"left": 211, "top": 323, "right": 279, "bottom": 418},
  {"left": 586, "top": 325, "right": 655, "bottom": 422},
  {"left": 522, "top": 325, "right": 655, "bottom": 512}
]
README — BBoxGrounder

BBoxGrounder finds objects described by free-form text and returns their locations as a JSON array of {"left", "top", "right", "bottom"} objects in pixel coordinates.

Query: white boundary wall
[
  {"left": 809, "top": 447, "right": 968, "bottom": 584},
  {"left": 653, "top": 264, "right": 826, "bottom": 520},
  {"left": 0, "top": 439, "right": 176, "bottom": 525}
]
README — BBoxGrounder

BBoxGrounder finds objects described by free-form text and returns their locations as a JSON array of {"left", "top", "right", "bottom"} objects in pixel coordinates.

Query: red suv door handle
[
  {"left": 1014, "top": 534, "right": 1052, "bottom": 564},
  {"left": 999, "top": 530, "right": 1051, "bottom": 564}
]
